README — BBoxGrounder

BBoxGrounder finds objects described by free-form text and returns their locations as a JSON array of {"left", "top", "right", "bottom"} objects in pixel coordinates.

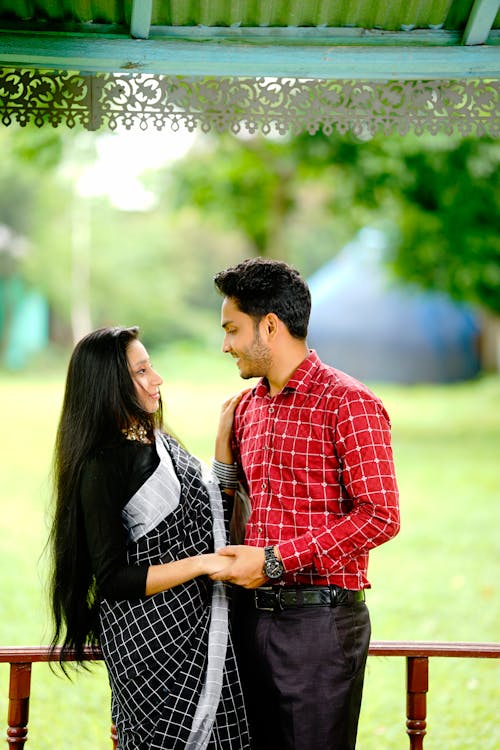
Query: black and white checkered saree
[{"left": 99, "top": 432, "right": 250, "bottom": 750}]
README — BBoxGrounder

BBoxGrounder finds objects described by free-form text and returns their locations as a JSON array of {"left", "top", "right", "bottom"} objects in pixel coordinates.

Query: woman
[{"left": 49, "top": 326, "right": 250, "bottom": 750}]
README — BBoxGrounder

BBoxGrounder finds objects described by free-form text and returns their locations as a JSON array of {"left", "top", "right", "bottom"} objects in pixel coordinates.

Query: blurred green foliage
[{"left": 0, "top": 126, "right": 498, "bottom": 360}]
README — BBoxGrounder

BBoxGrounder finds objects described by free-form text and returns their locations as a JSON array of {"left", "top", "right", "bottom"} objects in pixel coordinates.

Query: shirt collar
[{"left": 254, "top": 349, "right": 320, "bottom": 398}]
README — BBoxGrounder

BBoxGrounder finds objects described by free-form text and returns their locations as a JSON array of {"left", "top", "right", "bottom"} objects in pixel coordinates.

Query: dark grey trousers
[{"left": 232, "top": 589, "right": 371, "bottom": 750}]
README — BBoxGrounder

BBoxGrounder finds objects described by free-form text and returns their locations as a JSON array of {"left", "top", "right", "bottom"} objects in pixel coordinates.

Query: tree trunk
[
  {"left": 478, "top": 310, "right": 500, "bottom": 374},
  {"left": 70, "top": 194, "right": 92, "bottom": 345}
]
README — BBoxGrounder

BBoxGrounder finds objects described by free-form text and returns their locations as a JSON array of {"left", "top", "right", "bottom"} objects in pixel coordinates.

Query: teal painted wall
[{"left": 0, "top": 277, "right": 49, "bottom": 369}]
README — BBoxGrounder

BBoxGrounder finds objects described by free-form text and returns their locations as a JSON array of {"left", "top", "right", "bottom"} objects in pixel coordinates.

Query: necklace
[{"left": 122, "top": 423, "right": 151, "bottom": 444}]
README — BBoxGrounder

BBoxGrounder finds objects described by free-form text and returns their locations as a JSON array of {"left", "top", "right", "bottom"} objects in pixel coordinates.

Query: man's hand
[
  {"left": 199, "top": 553, "right": 237, "bottom": 579},
  {"left": 209, "top": 545, "right": 267, "bottom": 588}
]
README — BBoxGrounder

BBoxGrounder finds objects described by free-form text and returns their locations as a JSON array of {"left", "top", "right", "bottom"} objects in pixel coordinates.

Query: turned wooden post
[
  {"left": 6, "top": 662, "right": 32, "bottom": 748},
  {"left": 406, "top": 656, "right": 428, "bottom": 750}
]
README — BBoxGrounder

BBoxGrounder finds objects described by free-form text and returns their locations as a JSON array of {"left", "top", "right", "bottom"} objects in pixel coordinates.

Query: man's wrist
[{"left": 263, "top": 546, "right": 285, "bottom": 580}]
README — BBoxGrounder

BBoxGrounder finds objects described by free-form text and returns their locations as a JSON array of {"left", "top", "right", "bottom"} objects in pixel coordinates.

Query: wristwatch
[{"left": 263, "top": 546, "right": 284, "bottom": 580}]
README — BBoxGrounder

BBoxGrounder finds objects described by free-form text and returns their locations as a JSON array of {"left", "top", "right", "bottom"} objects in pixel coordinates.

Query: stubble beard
[{"left": 237, "top": 333, "right": 272, "bottom": 380}]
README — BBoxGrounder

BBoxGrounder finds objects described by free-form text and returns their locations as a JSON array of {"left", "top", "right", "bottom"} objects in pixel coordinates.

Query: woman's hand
[
  {"left": 145, "top": 553, "right": 236, "bottom": 595},
  {"left": 214, "top": 391, "right": 248, "bottom": 463},
  {"left": 198, "top": 552, "right": 236, "bottom": 579}
]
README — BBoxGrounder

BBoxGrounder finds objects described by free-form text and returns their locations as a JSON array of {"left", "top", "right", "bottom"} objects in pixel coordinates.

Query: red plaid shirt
[{"left": 232, "top": 350, "right": 400, "bottom": 590}]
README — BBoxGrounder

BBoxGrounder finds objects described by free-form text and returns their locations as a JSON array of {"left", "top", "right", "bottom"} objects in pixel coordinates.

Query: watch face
[
  {"left": 265, "top": 560, "right": 283, "bottom": 579},
  {"left": 264, "top": 548, "right": 284, "bottom": 579}
]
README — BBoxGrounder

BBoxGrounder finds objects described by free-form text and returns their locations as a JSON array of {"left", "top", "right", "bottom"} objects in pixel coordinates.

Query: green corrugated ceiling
[{"left": 0, "top": 0, "right": 499, "bottom": 32}]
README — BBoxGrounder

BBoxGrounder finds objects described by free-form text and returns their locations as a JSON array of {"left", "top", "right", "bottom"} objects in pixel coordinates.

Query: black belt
[{"left": 253, "top": 585, "right": 365, "bottom": 612}]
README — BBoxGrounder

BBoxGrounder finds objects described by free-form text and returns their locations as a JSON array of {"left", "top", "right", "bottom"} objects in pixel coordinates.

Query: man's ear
[{"left": 263, "top": 313, "right": 280, "bottom": 339}]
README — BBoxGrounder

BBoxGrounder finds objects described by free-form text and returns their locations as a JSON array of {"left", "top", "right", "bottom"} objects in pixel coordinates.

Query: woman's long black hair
[{"left": 49, "top": 326, "right": 163, "bottom": 670}]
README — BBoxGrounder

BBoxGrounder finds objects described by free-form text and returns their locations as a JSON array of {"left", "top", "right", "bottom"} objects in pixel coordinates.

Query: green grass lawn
[{"left": 0, "top": 344, "right": 499, "bottom": 749}]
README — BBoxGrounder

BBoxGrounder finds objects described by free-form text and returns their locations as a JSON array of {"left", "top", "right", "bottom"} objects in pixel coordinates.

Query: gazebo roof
[{"left": 0, "top": 0, "right": 499, "bottom": 135}]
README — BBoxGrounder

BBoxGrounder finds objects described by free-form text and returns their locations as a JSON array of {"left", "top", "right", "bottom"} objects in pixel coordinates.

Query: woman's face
[{"left": 126, "top": 338, "right": 163, "bottom": 413}]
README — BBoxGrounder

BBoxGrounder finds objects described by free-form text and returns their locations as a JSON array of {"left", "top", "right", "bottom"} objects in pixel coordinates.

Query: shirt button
[
  {"left": 257, "top": 526, "right": 263, "bottom": 535},
  {"left": 269, "top": 406, "right": 275, "bottom": 414},
  {"left": 261, "top": 482, "right": 266, "bottom": 490}
]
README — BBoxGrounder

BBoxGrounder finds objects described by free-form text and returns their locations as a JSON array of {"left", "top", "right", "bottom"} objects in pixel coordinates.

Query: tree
[
  {"left": 9, "top": 129, "right": 250, "bottom": 349},
  {"left": 161, "top": 131, "right": 499, "bottom": 316},
  {"left": 0, "top": 127, "right": 66, "bottom": 361},
  {"left": 161, "top": 135, "right": 295, "bottom": 258},
  {"left": 3, "top": 126, "right": 498, "bottom": 366},
  {"left": 388, "top": 138, "right": 499, "bottom": 316}
]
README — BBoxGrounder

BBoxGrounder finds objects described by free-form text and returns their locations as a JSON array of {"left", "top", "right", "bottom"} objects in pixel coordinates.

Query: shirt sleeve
[
  {"left": 278, "top": 389, "right": 400, "bottom": 577},
  {"left": 80, "top": 447, "right": 151, "bottom": 600}
]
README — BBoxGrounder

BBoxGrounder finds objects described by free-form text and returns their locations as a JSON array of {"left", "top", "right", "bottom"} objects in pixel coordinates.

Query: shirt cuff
[{"left": 277, "top": 534, "right": 314, "bottom": 574}]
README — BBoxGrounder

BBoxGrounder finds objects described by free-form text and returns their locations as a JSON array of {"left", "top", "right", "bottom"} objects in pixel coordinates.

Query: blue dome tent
[{"left": 307, "top": 228, "right": 481, "bottom": 384}]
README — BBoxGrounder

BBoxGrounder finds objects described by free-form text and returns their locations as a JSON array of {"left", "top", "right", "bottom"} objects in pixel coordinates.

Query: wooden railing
[{"left": 1, "top": 641, "right": 499, "bottom": 749}]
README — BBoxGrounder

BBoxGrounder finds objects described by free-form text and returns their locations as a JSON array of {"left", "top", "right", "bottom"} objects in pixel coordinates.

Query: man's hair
[{"left": 214, "top": 258, "right": 311, "bottom": 339}]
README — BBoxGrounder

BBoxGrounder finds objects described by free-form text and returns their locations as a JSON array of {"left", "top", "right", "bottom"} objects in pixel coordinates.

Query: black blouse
[{"left": 80, "top": 438, "right": 160, "bottom": 600}]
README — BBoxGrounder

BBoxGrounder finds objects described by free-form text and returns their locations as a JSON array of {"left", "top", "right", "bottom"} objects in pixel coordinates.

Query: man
[{"left": 211, "top": 258, "right": 400, "bottom": 750}]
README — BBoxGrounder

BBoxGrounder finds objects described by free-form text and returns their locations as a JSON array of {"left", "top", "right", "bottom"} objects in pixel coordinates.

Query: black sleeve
[
  {"left": 80, "top": 444, "right": 157, "bottom": 600},
  {"left": 221, "top": 490, "right": 235, "bottom": 536}
]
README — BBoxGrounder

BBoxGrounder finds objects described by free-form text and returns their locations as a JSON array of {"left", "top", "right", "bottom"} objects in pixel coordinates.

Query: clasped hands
[{"left": 206, "top": 545, "right": 268, "bottom": 589}]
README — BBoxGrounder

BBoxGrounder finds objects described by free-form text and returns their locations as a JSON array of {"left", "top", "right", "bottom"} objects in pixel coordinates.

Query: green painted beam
[
  {"left": 11, "top": 25, "right": 492, "bottom": 47},
  {"left": 1, "top": 32, "right": 499, "bottom": 79},
  {"left": 148, "top": 26, "right": 465, "bottom": 45},
  {"left": 463, "top": 0, "right": 500, "bottom": 45}
]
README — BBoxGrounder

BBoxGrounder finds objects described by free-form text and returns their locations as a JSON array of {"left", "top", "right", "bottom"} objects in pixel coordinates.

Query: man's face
[{"left": 221, "top": 297, "right": 272, "bottom": 379}]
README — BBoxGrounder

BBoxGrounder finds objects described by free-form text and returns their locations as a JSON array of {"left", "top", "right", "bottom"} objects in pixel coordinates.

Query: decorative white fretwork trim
[{"left": 0, "top": 69, "right": 498, "bottom": 137}]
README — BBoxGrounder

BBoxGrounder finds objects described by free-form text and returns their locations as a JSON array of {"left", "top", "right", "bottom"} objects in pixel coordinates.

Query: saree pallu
[{"left": 99, "top": 432, "right": 250, "bottom": 750}]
